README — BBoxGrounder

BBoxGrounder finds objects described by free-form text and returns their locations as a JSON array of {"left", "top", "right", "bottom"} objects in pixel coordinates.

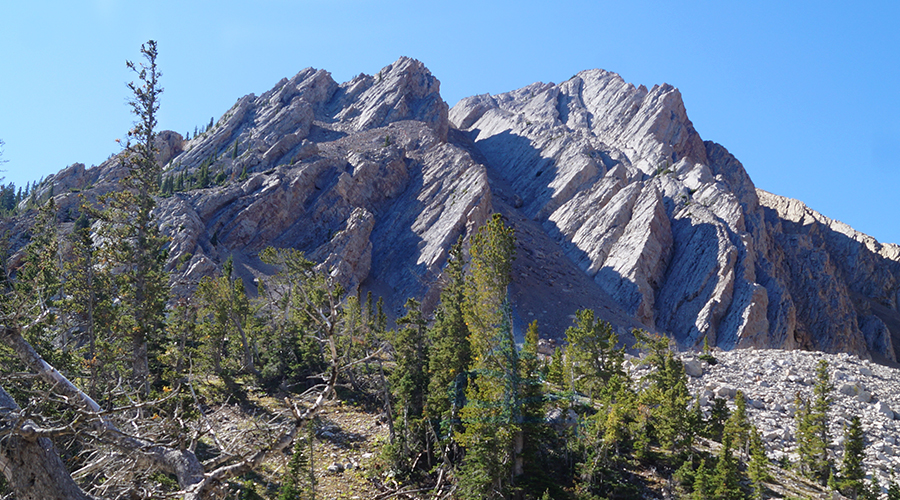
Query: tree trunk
[{"left": 0, "top": 385, "right": 96, "bottom": 500}]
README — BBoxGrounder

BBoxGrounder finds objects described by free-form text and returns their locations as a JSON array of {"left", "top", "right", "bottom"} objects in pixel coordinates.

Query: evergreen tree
[
  {"left": 10, "top": 199, "right": 73, "bottom": 371},
  {"left": 457, "top": 214, "right": 519, "bottom": 499},
  {"left": 546, "top": 346, "right": 564, "bottom": 388},
  {"left": 713, "top": 433, "right": 744, "bottom": 500},
  {"left": 563, "top": 309, "right": 624, "bottom": 399},
  {"left": 887, "top": 473, "right": 900, "bottom": 500},
  {"left": 724, "top": 390, "right": 751, "bottom": 459},
  {"left": 388, "top": 298, "right": 429, "bottom": 472},
  {"left": 839, "top": 415, "right": 866, "bottom": 499},
  {"left": 279, "top": 423, "right": 315, "bottom": 500},
  {"left": 691, "top": 458, "right": 713, "bottom": 500},
  {"left": 862, "top": 475, "right": 881, "bottom": 500},
  {"left": 62, "top": 211, "right": 115, "bottom": 398},
  {"left": 636, "top": 330, "right": 692, "bottom": 454},
  {"left": 197, "top": 161, "right": 210, "bottom": 188},
  {"left": 747, "top": 424, "right": 770, "bottom": 500},
  {"left": 95, "top": 40, "right": 168, "bottom": 393},
  {"left": 796, "top": 359, "right": 833, "bottom": 484},
  {"left": 517, "top": 320, "right": 550, "bottom": 496},
  {"left": 426, "top": 238, "right": 471, "bottom": 443},
  {"left": 195, "top": 256, "right": 255, "bottom": 375}
]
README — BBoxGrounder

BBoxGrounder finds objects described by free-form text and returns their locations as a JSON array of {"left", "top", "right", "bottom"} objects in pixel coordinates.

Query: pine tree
[
  {"left": 426, "top": 238, "right": 471, "bottom": 443},
  {"left": 713, "top": 433, "right": 744, "bottom": 500},
  {"left": 388, "top": 298, "right": 429, "bottom": 471},
  {"left": 887, "top": 473, "right": 900, "bottom": 500},
  {"left": 839, "top": 415, "right": 866, "bottom": 499},
  {"left": 546, "top": 347, "right": 564, "bottom": 388},
  {"left": 862, "top": 475, "right": 881, "bottom": 500},
  {"left": 62, "top": 211, "right": 115, "bottom": 397},
  {"left": 195, "top": 256, "right": 254, "bottom": 375},
  {"left": 457, "top": 214, "right": 519, "bottom": 499},
  {"left": 563, "top": 309, "right": 624, "bottom": 400},
  {"left": 96, "top": 40, "right": 168, "bottom": 393},
  {"left": 724, "top": 390, "right": 751, "bottom": 459},
  {"left": 747, "top": 424, "right": 770, "bottom": 500},
  {"left": 279, "top": 423, "right": 315, "bottom": 500},
  {"left": 636, "top": 330, "right": 691, "bottom": 454},
  {"left": 11, "top": 199, "right": 73, "bottom": 371},
  {"left": 796, "top": 359, "right": 833, "bottom": 484},
  {"left": 517, "top": 320, "right": 550, "bottom": 496},
  {"left": 691, "top": 458, "right": 713, "bottom": 500}
]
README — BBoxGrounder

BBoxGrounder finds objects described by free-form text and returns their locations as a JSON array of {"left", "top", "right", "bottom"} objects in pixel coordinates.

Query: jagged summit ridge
[
  {"left": 451, "top": 67, "right": 900, "bottom": 360},
  {"left": 12, "top": 59, "right": 900, "bottom": 363}
]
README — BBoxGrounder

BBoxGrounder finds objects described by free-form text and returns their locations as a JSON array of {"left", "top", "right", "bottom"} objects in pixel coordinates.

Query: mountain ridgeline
[{"left": 17, "top": 57, "right": 900, "bottom": 362}]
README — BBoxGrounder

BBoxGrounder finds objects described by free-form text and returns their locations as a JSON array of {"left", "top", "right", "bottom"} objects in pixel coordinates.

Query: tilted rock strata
[
  {"left": 10, "top": 60, "right": 900, "bottom": 362},
  {"left": 451, "top": 69, "right": 900, "bottom": 360}
]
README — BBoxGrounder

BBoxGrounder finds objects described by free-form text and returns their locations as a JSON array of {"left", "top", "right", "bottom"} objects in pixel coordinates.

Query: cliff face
[
  {"left": 451, "top": 69, "right": 900, "bottom": 360},
  {"left": 15, "top": 59, "right": 900, "bottom": 361}
]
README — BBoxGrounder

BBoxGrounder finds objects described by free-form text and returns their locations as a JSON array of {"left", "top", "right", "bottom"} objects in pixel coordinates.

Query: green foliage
[
  {"left": 839, "top": 415, "right": 866, "bottom": 499},
  {"left": 456, "top": 214, "right": 520, "bottom": 498},
  {"left": 387, "top": 298, "right": 430, "bottom": 474},
  {"left": 724, "top": 390, "right": 751, "bottom": 458},
  {"left": 425, "top": 238, "right": 471, "bottom": 461},
  {"left": 563, "top": 309, "right": 624, "bottom": 399},
  {"left": 93, "top": 40, "right": 169, "bottom": 393},
  {"left": 796, "top": 359, "right": 833, "bottom": 484},
  {"left": 691, "top": 458, "right": 714, "bottom": 500},
  {"left": 279, "top": 425, "right": 315, "bottom": 500},
  {"left": 747, "top": 425, "right": 770, "bottom": 500},
  {"left": 713, "top": 433, "right": 743, "bottom": 500},
  {"left": 546, "top": 347, "right": 564, "bottom": 388},
  {"left": 195, "top": 256, "right": 255, "bottom": 376},
  {"left": 635, "top": 330, "right": 692, "bottom": 454},
  {"left": 887, "top": 474, "right": 900, "bottom": 500},
  {"left": 706, "top": 396, "right": 730, "bottom": 441}
]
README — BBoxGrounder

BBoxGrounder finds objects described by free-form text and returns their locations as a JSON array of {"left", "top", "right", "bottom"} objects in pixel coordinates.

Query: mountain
[{"left": 12, "top": 57, "right": 900, "bottom": 362}]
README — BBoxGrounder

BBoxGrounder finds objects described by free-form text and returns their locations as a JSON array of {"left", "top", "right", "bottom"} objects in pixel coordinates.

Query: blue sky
[{"left": 2, "top": 1, "right": 899, "bottom": 243}]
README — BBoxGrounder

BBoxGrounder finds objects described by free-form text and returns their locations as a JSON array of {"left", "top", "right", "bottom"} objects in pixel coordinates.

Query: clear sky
[{"left": 2, "top": 1, "right": 898, "bottom": 243}]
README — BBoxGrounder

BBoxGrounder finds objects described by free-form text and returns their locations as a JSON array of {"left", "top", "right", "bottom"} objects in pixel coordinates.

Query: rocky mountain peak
[{"left": 9, "top": 60, "right": 900, "bottom": 365}]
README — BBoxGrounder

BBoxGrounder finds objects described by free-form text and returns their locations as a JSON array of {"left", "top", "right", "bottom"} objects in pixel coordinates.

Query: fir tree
[
  {"left": 636, "top": 330, "right": 691, "bottom": 454},
  {"left": 747, "top": 424, "right": 770, "bottom": 500},
  {"left": 713, "top": 433, "right": 744, "bottom": 500},
  {"left": 796, "top": 359, "right": 833, "bottom": 484},
  {"left": 96, "top": 40, "right": 169, "bottom": 393},
  {"left": 426, "top": 238, "right": 471, "bottom": 443},
  {"left": 691, "top": 458, "right": 713, "bottom": 500},
  {"left": 724, "top": 390, "right": 751, "bottom": 459},
  {"left": 839, "top": 415, "right": 866, "bottom": 499},
  {"left": 195, "top": 256, "right": 254, "bottom": 374},
  {"left": 563, "top": 309, "right": 624, "bottom": 399},
  {"left": 388, "top": 298, "right": 429, "bottom": 471},
  {"left": 457, "top": 214, "right": 519, "bottom": 498},
  {"left": 546, "top": 347, "right": 564, "bottom": 388},
  {"left": 887, "top": 473, "right": 900, "bottom": 500},
  {"left": 278, "top": 423, "right": 315, "bottom": 500}
]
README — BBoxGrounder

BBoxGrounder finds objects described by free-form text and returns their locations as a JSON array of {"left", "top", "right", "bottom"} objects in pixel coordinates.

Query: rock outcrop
[
  {"left": 451, "top": 69, "right": 900, "bottom": 361},
  {"left": 9, "top": 59, "right": 900, "bottom": 363}
]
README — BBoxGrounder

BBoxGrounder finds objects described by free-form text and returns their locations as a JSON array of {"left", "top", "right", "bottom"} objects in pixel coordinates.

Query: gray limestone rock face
[
  {"left": 9, "top": 59, "right": 900, "bottom": 362},
  {"left": 451, "top": 67, "right": 900, "bottom": 360}
]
